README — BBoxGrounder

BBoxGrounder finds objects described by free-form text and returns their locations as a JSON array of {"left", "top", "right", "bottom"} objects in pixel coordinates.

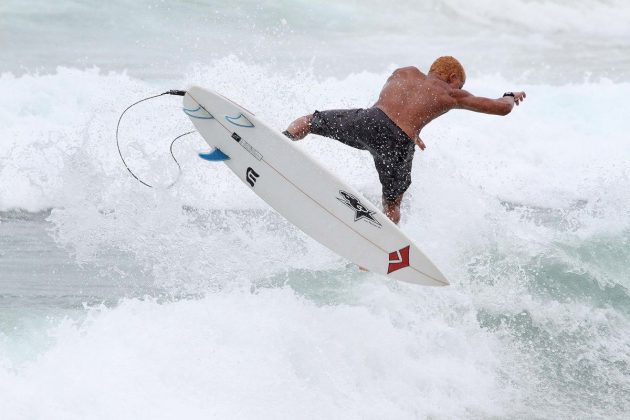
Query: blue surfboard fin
[{"left": 199, "top": 148, "right": 230, "bottom": 161}]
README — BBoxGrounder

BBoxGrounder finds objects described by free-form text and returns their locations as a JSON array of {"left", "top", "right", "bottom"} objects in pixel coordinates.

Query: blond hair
[{"left": 429, "top": 56, "right": 466, "bottom": 83}]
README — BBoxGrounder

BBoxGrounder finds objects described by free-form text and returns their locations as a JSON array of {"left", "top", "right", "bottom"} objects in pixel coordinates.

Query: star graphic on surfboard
[{"left": 337, "top": 190, "right": 382, "bottom": 228}]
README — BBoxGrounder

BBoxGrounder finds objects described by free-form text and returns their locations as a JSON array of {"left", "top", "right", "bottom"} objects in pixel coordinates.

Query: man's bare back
[
  {"left": 374, "top": 66, "right": 461, "bottom": 140},
  {"left": 284, "top": 56, "right": 526, "bottom": 224},
  {"left": 374, "top": 66, "right": 525, "bottom": 150}
]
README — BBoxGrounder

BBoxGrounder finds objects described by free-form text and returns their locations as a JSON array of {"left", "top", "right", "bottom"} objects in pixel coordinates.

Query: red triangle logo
[{"left": 388, "top": 245, "right": 410, "bottom": 274}]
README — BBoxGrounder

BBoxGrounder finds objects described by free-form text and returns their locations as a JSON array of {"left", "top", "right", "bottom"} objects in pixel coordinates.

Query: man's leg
[
  {"left": 284, "top": 114, "right": 313, "bottom": 140},
  {"left": 382, "top": 194, "right": 403, "bottom": 225}
]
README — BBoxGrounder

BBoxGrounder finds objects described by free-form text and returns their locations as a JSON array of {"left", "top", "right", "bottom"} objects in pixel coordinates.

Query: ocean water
[{"left": 1, "top": 1, "right": 629, "bottom": 419}]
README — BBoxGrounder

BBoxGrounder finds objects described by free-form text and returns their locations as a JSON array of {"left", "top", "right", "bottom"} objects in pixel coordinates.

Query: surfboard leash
[{"left": 115, "top": 90, "right": 194, "bottom": 189}]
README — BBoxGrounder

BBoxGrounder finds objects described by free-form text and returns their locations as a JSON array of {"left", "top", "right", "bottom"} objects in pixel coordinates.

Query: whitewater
[{"left": 1, "top": 1, "right": 629, "bottom": 419}]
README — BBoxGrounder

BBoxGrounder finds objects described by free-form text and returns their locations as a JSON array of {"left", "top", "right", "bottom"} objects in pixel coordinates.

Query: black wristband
[{"left": 503, "top": 92, "right": 515, "bottom": 98}]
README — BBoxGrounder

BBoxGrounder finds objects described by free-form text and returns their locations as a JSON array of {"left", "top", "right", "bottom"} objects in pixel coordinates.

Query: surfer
[{"left": 284, "top": 56, "right": 526, "bottom": 224}]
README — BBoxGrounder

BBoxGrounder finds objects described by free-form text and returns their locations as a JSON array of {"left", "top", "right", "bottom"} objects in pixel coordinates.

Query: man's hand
[
  {"left": 414, "top": 136, "right": 426, "bottom": 151},
  {"left": 512, "top": 91, "right": 526, "bottom": 105}
]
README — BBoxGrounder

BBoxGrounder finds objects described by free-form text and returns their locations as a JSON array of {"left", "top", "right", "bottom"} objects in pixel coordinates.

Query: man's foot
[
  {"left": 282, "top": 130, "right": 298, "bottom": 141},
  {"left": 285, "top": 114, "right": 314, "bottom": 140}
]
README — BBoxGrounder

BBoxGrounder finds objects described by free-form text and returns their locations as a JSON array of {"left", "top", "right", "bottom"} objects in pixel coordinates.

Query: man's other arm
[{"left": 452, "top": 90, "right": 526, "bottom": 116}]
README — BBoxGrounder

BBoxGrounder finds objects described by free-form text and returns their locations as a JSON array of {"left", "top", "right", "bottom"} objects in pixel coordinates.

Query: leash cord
[{"left": 115, "top": 90, "right": 192, "bottom": 188}]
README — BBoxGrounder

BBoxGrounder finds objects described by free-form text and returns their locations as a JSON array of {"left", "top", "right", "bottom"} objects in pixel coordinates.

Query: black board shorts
[{"left": 310, "top": 107, "right": 415, "bottom": 201}]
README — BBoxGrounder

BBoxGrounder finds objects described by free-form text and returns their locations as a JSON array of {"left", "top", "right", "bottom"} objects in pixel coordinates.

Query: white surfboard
[{"left": 183, "top": 86, "right": 449, "bottom": 286}]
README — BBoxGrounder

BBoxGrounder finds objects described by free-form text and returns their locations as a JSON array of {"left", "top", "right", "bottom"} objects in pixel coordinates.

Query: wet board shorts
[{"left": 310, "top": 107, "right": 415, "bottom": 201}]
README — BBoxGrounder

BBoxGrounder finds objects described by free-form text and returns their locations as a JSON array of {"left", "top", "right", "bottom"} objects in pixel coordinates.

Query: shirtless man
[{"left": 283, "top": 56, "right": 526, "bottom": 224}]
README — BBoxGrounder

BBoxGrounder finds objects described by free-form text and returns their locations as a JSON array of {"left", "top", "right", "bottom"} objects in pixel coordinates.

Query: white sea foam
[
  {"left": 1, "top": 60, "right": 629, "bottom": 418},
  {"left": 0, "top": 288, "right": 511, "bottom": 420},
  {"left": 1, "top": 0, "right": 630, "bottom": 417},
  {"left": 1, "top": 61, "right": 628, "bottom": 229}
]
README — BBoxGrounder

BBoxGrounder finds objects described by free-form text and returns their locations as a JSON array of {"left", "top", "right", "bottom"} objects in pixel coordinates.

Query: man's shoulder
[
  {"left": 449, "top": 88, "right": 472, "bottom": 98},
  {"left": 392, "top": 66, "right": 425, "bottom": 77}
]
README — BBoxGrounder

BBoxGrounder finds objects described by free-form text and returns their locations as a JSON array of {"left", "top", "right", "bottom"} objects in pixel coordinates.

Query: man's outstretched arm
[{"left": 452, "top": 90, "right": 526, "bottom": 116}]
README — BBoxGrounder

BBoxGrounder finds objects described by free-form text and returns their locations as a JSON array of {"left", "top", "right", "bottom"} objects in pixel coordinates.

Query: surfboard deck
[{"left": 183, "top": 86, "right": 449, "bottom": 286}]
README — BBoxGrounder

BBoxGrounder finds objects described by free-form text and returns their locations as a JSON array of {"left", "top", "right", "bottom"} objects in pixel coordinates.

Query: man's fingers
[{"left": 513, "top": 92, "right": 526, "bottom": 105}]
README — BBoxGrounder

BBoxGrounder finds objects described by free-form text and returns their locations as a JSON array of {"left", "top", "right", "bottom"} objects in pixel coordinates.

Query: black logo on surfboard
[
  {"left": 337, "top": 190, "right": 382, "bottom": 228},
  {"left": 246, "top": 167, "right": 260, "bottom": 187}
]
